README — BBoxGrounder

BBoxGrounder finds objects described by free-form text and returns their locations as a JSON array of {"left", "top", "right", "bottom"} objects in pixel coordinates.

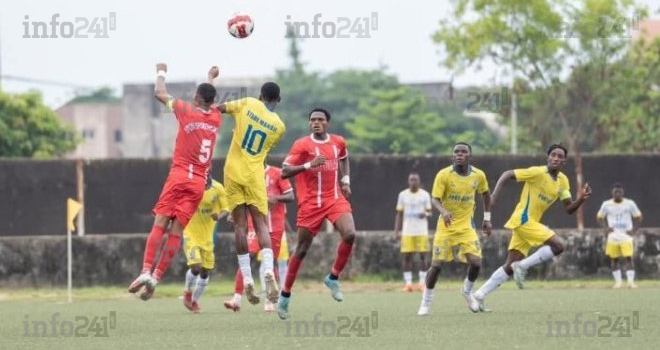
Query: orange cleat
[
  {"left": 417, "top": 284, "right": 426, "bottom": 292},
  {"left": 183, "top": 291, "right": 193, "bottom": 311},
  {"left": 402, "top": 284, "right": 413, "bottom": 292},
  {"left": 191, "top": 302, "right": 201, "bottom": 313}
]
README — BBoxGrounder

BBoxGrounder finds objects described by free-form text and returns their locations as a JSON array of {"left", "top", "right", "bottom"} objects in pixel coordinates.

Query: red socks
[
  {"left": 142, "top": 225, "right": 166, "bottom": 273},
  {"left": 234, "top": 268, "right": 244, "bottom": 294},
  {"left": 331, "top": 241, "right": 353, "bottom": 277},
  {"left": 153, "top": 233, "right": 182, "bottom": 281},
  {"left": 283, "top": 255, "right": 303, "bottom": 293}
]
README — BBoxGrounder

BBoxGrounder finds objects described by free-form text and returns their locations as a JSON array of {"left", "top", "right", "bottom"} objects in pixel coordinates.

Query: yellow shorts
[
  {"left": 182, "top": 234, "right": 215, "bottom": 270},
  {"left": 224, "top": 176, "right": 268, "bottom": 215},
  {"left": 606, "top": 240, "right": 634, "bottom": 258},
  {"left": 508, "top": 221, "right": 555, "bottom": 257},
  {"left": 401, "top": 235, "right": 430, "bottom": 253},
  {"left": 432, "top": 229, "right": 481, "bottom": 262},
  {"left": 279, "top": 233, "right": 290, "bottom": 261}
]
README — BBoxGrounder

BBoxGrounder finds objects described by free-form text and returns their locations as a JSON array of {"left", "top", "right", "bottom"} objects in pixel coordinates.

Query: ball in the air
[{"left": 228, "top": 13, "right": 254, "bottom": 39}]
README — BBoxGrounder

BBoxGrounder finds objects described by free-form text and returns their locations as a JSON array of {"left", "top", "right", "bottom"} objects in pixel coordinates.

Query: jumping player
[{"left": 128, "top": 64, "right": 221, "bottom": 300}]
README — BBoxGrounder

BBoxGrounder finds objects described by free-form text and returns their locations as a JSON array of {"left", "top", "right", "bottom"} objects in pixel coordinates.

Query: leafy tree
[
  {"left": 69, "top": 87, "right": 120, "bottom": 104},
  {"left": 0, "top": 90, "right": 79, "bottom": 158}
]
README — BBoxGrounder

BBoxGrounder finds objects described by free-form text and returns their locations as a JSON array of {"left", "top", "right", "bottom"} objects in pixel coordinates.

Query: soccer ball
[{"left": 227, "top": 13, "right": 254, "bottom": 39}]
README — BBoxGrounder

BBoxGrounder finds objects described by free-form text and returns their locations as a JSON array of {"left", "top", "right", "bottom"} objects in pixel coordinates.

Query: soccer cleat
[
  {"left": 512, "top": 262, "right": 527, "bottom": 290},
  {"left": 472, "top": 293, "right": 492, "bottom": 313},
  {"left": 401, "top": 284, "right": 413, "bottom": 292},
  {"left": 613, "top": 281, "right": 624, "bottom": 289},
  {"left": 324, "top": 275, "right": 344, "bottom": 302},
  {"left": 264, "top": 270, "right": 280, "bottom": 304},
  {"left": 417, "top": 284, "right": 426, "bottom": 292},
  {"left": 139, "top": 276, "right": 158, "bottom": 301},
  {"left": 183, "top": 291, "right": 193, "bottom": 311},
  {"left": 191, "top": 302, "right": 201, "bottom": 313},
  {"left": 128, "top": 273, "right": 152, "bottom": 293},
  {"left": 278, "top": 295, "right": 290, "bottom": 320},
  {"left": 223, "top": 300, "right": 241, "bottom": 313},
  {"left": 628, "top": 282, "right": 638, "bottom": 289},
  {"left": 417, "top": 304, "right": 430, "bottom": 316},
  {"left": 462, "top": 289, "right": 480, "bottom": 313},
  {"left": 264, "top": 300, "right": 274, "bottom": 313},
  {"left": 244, "top": 283, "right": 260, "bottom": 305}
]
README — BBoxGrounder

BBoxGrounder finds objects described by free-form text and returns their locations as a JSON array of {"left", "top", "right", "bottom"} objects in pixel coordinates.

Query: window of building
[
  {"left": 82, "top": 129, "right": 95, "bottom": 139},
  {"left": 114, "top": 130, "right": 123, "bottom": 142}
]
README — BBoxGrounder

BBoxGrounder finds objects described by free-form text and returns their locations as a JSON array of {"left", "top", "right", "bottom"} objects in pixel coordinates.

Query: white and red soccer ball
[{"left": 227, "top": 13, "right": 254, "bottom": 39}]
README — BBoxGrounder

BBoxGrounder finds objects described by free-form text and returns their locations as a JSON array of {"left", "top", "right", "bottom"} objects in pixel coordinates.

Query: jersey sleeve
[
  {"left": 513, "top": 166, "right": 546, "bottom": 183},
  {"left": 396, "top": 192, "right": 404, "bottom": 212},
  {"left": 278, "top": 174, "right": 293, "bottom": 194},
  {"left": 597, "top": 202, "right": 608, "bottom": 219},
  {"left": 283, "top": 140, "right": 306, "bottom": 166},
  {"left": 216, "top": 184, "right": 230, "bottom": 212},
  {"left": 629, "top": 200, "right": 642, "bottom": 218},
  {"left": 168, "top": 99, "right": 191, "bottom": 122},
  {"left": 337, "top": 136, "right": 349, "bottom": 159},
  {"left": 559, "top": 176, "right": 572, "bottom": 201},
  {"left": 223, "top": 97, "right": 249, "bottom": 117},
  {"left": 478, "top": 171, "right": 490, "bottom": 194},
  {"left": 425, "top": 191, "right": 432, "bottom": 210},
  {"left": 432, "top": 171, "right": 446, "bottom": 200}
]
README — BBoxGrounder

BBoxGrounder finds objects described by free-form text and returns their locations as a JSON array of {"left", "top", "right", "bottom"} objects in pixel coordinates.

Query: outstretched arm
[
  {"left": 481, "top": 191, "right": 492, "bottom": 236},
  {"left": 154, "top": 63, "right": 172, "bottom": 105},
  {"left": 206, "top": 66, "right": 227, "bottom": 113},
  {"left": 563, "top": 183, "right": 592, "bottom": 215},
  {"left": 490, "top": 170, "right": 516, "bottom": 206},
  {"left": 281, "top": 155, "right": 326, "bottom": 179}
]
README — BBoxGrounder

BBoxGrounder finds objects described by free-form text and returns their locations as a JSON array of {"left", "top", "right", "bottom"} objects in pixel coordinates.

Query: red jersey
[
  {"left": 283, "top": 134, "right": 348, "bottom": 208},
  {"left": 246, "top": 166, "right": 293, "bottom": 232},
  {"left": 169, "top": 99, "right": 222, "bottom": 181}
]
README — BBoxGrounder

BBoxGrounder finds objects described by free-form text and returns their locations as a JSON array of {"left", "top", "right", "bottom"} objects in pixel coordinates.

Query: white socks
[
  {"left": 238, "top": 254, "right": 254, "bottom": 285},
  {"left": 463, "top": 278, "right": 475, "bottom": 294},
  {"left": 418, "top": 271, "right": 427, "bottom": 285},
  {"left": 421, "top": 288, "right": 434, "bottom": 306},
  {"left": 404, "top": 271, "right": 413, "bottom": 285},
  {"left": 259, "top": 261, "right": 267, "bottom": 292},
  {"left": 184, "top": 269, "right": 198, "bottom": 292},
  {"left": 519, "top": 246, "right": 556, "bottom": 270},
  {"left": 612, "top": 269, "right": 622, "bottom": 283},
  {"left": 261, "top": 248, "right": 274, "bottom": 271},
  {"left": 474, "top": 267, "right": 510, "bottom": 300},
  {"left": 192, "top": 276, "right": 208, "bottom": 302},
  {"left": 233, "top": 293, "right": 242, "bottom": 305},
  {"left": 626, "top": 270, "right": 635, "bottom": 283},
  {"left": 278, "top": 260, "right": 288, "bottom": 287}
]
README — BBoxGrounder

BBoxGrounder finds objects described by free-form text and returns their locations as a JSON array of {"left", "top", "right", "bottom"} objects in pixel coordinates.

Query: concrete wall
[{"left": 1, "top": 229, "right": 659, "bottom": 288}]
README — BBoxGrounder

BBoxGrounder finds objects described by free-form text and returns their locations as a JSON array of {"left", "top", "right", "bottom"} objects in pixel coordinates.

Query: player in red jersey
[
  {"left": 277, "top": 108, "right": 357, "bottom": 320},
  {"left": 128, "top": 64, "right": 222, "bottom": 300},
  {"left": 224, "top": 164, "right": 294, "bottom": 313}
]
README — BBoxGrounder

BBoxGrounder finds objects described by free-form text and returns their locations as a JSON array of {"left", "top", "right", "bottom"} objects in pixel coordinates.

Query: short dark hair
[
  {"left": 547, "top": 143, "right": 568, "bottom": 157},
  {"left": 409, "top": 171, "right": 420, "bottom": 177},
  {"left": 261, "top": 82, "right": 280, "bottom": 102},
  {"left": 309, "top": 107, "right": 331, "bottom": 122},
  {"left": 454, "top": 142, "right": 472, "bottom": 154},
  {"left": 612, "top": 182, "right": 624, "bottom": 189},
  {"left": 196, "top": 83, "right": 217, "bottom": 103}
]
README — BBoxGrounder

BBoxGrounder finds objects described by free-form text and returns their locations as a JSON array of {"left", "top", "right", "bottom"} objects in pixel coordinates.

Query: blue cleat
[
  {"left": 324, "top": 275, "right": 344, "bottom": 302},
  {"left": 278, "top": 295, "right": 290, "bottom": 320}
]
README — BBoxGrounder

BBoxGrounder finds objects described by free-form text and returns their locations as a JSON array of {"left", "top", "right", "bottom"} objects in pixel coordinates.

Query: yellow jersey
[
  {"left": 432, "top": 165, "right": 489, "bottom": 231},
  {"left": 224, "top": 97, "right": 286, "bottom": 184},
  {"left": 184, "top": 180, "right": 229, "bottom": 240},
  {"left": 504, "top": 166, "right": 571, "bottom": 229}
]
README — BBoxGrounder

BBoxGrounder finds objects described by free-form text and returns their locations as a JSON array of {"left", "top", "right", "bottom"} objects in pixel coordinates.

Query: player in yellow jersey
[
  {"left": 417, "top": 142, "right": 491, "bottom": 316},
  {"left": 181, "top": 176, "right": 229, "bottom": 313},
  {"left": 472, "top": 144, "right": 592, "bottom": 311},
  {"left": 208, "top": 68, "right": 286, "bottom": 305}
]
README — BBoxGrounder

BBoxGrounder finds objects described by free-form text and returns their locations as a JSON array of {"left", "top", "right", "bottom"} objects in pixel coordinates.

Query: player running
[
  {"left": 208, "top": 71, "right": 286, "bottom": 305},
  {"left": 597, "top": 183, "right": 642, "bottom": 289},
  {"left": 417, "top": 143, "right": 491, "bottom": 316},
  {"left": 224, "top": 164, "right": 294, "bottom": 313},
  {"left": 394, "top": 172, "right": 432, "bottom": 292},
  {"left": 128, "top": 64, "right": 222, "bottom": 300},
  {"left": 182, "top": 176, "right": 230, "bottom": 313},
  {"left": 277, "top": 108, "right": 357, "bottom": 320},
  {"left": 472, "top": 144, "right": 592, "bottom": 311}
]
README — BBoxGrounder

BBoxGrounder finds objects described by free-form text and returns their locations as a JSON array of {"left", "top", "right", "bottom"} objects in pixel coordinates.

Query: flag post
[{"left": 67, "top": 198, "right": 82, "bottom": 303}]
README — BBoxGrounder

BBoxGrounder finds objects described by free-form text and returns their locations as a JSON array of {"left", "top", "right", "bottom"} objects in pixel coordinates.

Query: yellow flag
[{"left": 67, "top": 198, "right": 82, "bottom": 231}]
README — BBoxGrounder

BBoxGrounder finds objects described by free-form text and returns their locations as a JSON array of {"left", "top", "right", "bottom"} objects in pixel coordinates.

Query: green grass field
[{"left": 2, "top": 280, "right": 659, "bottom": 350}]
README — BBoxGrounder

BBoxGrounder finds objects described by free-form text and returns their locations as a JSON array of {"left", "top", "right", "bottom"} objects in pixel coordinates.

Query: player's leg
[
  {"left": 324, "top": 213, "right": 357, "bottom": 302},
  {"left": 417, "top": 236, "right": 430, "bottom": 291},
  {"left": 184, "top": 264, "right": 202, "bottom": 311},
  {"left": 401, "top": 251, "right": 414, "bottom": 292},
  {"left": 418, "top": 233, "right": 454, "bottom": 316},
  {"left": 512, "top": 224, "right": 562, "bottom": 289},
  {"left": 247, "top": 204, "right": 279, "bottom": 303},
  {"left": 190, "top": 246, "right": 214, "bottom": 313},
  {"left": 263, "top": 231, "right": 284, "bottom": 312},
  {"left": 128, "top": 214, "right": 172, "bottom": 293},
  {"left": 233, "top": 204, "right": 260, "bottom": 305},
  {"left": 622, "top": 241, "right": 636, "bottom": 288},
  {"left": 140, "top": 218, "right": 186, "bottom": 301},
  {"left": 462, "top": 252, "right": 482, "bottom": 312},
  {"left": 278, "top": 228, "right": 315, "bottom": 320},
  {"left": 472, "top": 249, "right": 524, "bottom": 311},
  {"left": 224, "top": 268, "right": 244, "bottom": 312}
]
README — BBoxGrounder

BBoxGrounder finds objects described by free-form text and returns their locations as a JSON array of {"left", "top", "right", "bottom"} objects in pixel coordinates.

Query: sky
[{"left": 1, "top": 0, "right": 658, "bottom": 107}]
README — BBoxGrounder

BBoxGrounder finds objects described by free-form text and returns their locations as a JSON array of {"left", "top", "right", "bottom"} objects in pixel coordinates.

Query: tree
[
  {"left": 0, "top": 90, "right": 79, "bottom": 158},
  {"left": 69, "top": 87, "right": 120, "bottom": 104}
]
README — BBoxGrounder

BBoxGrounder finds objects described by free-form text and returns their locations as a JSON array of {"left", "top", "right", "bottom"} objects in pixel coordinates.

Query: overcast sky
[{"left": 1, "top": 0, "right": 658, "bottom": 107}]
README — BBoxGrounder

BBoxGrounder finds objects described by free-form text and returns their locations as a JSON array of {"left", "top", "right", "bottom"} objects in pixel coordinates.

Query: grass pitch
[{"left": 2, "top": 280, "right": 659, "bottom": 350}]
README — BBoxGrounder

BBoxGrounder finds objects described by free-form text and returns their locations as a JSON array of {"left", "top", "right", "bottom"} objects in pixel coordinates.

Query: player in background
[
  {"left": 394, "top": 172, "right": 432, "bottom": 292},
  {"left": 224, "top": 164, "right": 294, "bottom": 312},
  {"left": 472, "top": 144, "right": 592, "bottom": 311},
  {"left": 128, "top": 64, "right": 222, "bottom": 300},
  {"left": 209, "top": 70, "right": 286, "bottom": 305},
  {"left": 277, "top": 108, "right": 356, "bottom": 320},
  {"left": 182, "top": 176, "right": 230, "bottom": 313},
  {"left": 597, "top": 183, "right": 642, "bottom": 289},
  {"left": 417, "top": 143, "right": 491, "bottom": 316}
]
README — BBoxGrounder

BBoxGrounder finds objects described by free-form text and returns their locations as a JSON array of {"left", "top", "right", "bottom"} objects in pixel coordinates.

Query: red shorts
[
  {"left": 152, "top": 176, "right": 204, "bottom": 228},
  {"left": 297, "top": 198, "right": 352, "bottom": 235},
  {"left": 248, "top": 230, "right": 285, "bottom": 255}
]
